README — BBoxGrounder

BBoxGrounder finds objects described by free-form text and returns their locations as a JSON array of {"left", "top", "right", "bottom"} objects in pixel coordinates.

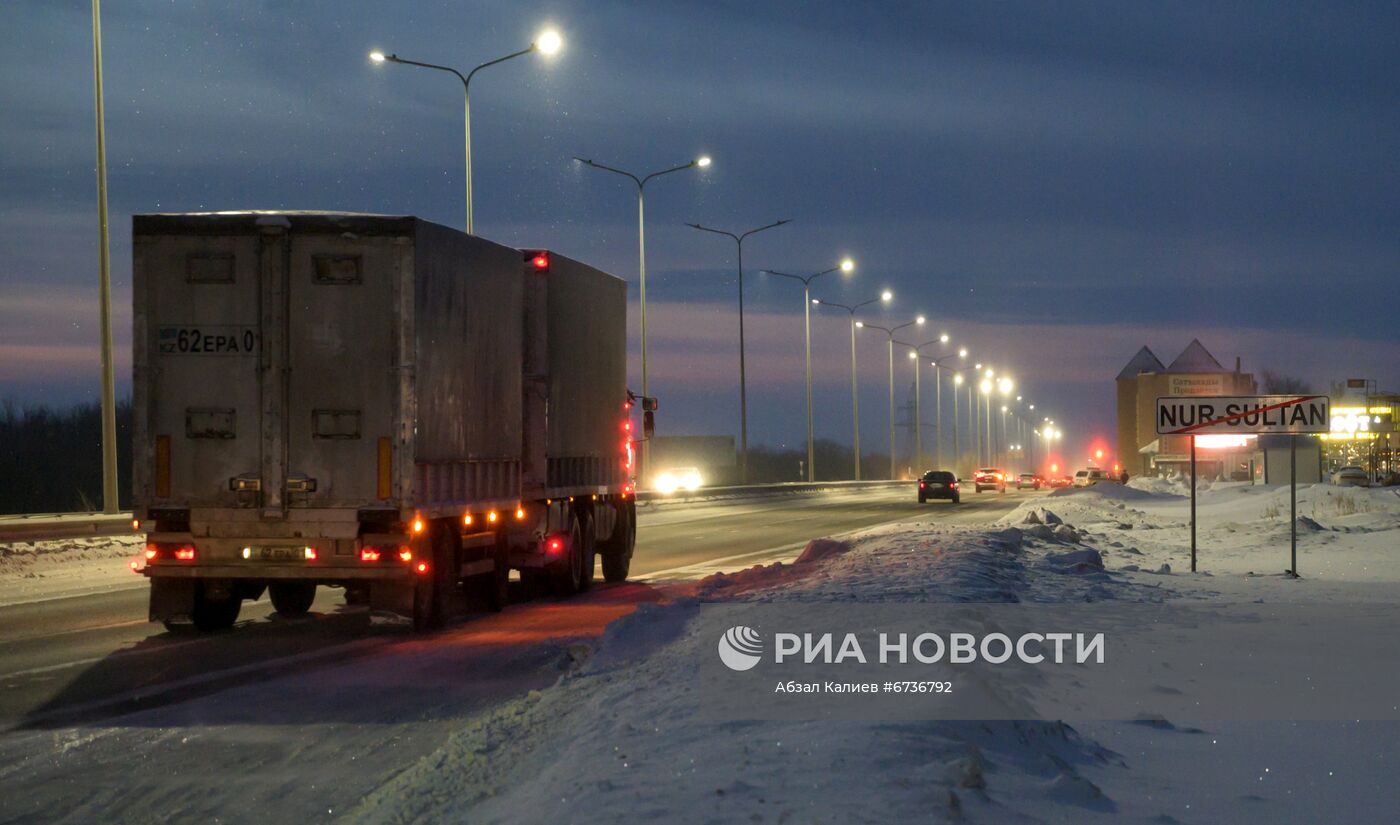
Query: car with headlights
[
  {"left": 973, "top": 468, "right": 1006, "bottom": 493},
  {"left": 654, "top": 467, "right": 703, "bottom": 495},
  {"left": 918, "top": 470, "right": 960, "bottom": 504},
  {"left": 1015, "top": 472, "right": 1044, "bottom": 490}
]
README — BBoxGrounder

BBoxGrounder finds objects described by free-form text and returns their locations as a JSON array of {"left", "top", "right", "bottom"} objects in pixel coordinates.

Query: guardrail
[
  {"left": 0, "top": 479, "right": 912, "bottom": 542},
  {"left": 0, "top": 512, "right": 138, "bottom": 542}
]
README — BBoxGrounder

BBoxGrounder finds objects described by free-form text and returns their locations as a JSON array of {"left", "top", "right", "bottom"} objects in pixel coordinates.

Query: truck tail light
[
  {"left": 415, "top": 561, "right": 429, "bottom": 574},
  {"left": 304, "top": 547, "right": 318, "bottom": 561},
  {"left": 174, "top": 545, "right": 196, "bottom": 561},
  {"left": 398, "top": 547, "right": 413, "bottom": 563},
  {"left": 546, "top": 536, "right": 564, "bottom": 554},
  {"left": 360, "top": 547, "right": 382, "bottom": 562},
  {"left": 144, "top": 544, "right": 159, "bottom": 560}
]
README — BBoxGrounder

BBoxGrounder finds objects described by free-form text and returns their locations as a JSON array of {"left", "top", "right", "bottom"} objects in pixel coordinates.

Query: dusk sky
[{"left": 2, "top": 1, "right": 1397, "bottom": 466}]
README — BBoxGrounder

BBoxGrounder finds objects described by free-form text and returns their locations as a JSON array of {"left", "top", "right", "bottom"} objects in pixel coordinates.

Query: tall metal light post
[
  {"left": 575, "top": 155, "right": 712, "bottom": 485},
  {"left": 952, "top": 373, "right": 964, "bottom": 473},
  {"left": 813, "top": 291, "right": 892, "bottom": 480},
  {"left": 905, "top": 335, "right": 957, "bottom": 469},
  {"left": 979, "top": 374, "right": 994, "bottom": 466},
  {"left": 370, "top": 28, "right": 562, "bottom": 235},
  {"left": 858, "top": 316, "right": 925, "bottom": 479},
  {"left": 760, "top": 260, "right": 855, "bottom": 482},
  {"left": 91, "top": 0, "right": 117, "bottom": 514},
  {"left": 688, "top": 219, "right": 791, "bottom": 484}
]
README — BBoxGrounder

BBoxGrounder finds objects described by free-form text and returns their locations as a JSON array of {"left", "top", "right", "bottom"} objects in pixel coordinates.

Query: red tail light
[
  {"left": 144, "top": 545, "right": 158, "bottom": 560},
  {"left": 919, "top": 482, "right": 926, "bottom": 488},
  {"left": 530, "top": 252, "right": 549, "bottom": 270},
  {"left": 398, "top": 547, "right": 413, "bottom": 563},
  {"left": 360, "top": 547, "right": 382, "bottom": 562},
  {"left": 547, "top": 537, "right": 564, "bottom": 554},
  {"left": 174, "top": 546, "right": 196, "bottom": 561},
  {"left": 950, "top": 482, "right": 959, "bottom": 489},
  {"left": 415, "top": 561, "right": 429, "bottom": 574}
]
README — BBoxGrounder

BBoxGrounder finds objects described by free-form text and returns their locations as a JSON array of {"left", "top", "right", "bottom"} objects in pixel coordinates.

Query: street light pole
[
  {"left": 762, "top": 261, "right": 855, "bottom": 482},
  {"left": 370, "top": 29, "right": 562, "bottom": 235},
  {"left": 576, "top": 156, "right": 711, "bottom": 486},
  {"left": 814, "top": 292, "right": 891, "bottom": 480},
  {"left": 859, "top": 317, "right": 925, "bottom": 479},
  {"left": 688, "top": 220, "right": 791, "bottom": 484},
  {"left": 92, "top": 0, "right": 117, "bottom": 514}
]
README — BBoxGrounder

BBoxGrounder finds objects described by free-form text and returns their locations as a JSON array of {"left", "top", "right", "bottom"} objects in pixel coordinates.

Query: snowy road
[{"left": 0, "top": 486, "right": 1036, "bottom": 729}]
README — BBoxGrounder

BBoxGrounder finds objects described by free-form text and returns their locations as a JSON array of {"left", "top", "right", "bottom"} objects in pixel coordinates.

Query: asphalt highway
[{"left": 0, "top": 485, "right": 1039, "bottom": 727}]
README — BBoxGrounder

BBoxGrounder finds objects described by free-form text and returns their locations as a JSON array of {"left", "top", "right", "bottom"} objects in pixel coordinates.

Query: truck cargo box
[
  {"left": 132, "top": 212, "right": 525, "bottom": 521},
  {"left": 520, "top": 250, "right": 629, "bottom": 498}
]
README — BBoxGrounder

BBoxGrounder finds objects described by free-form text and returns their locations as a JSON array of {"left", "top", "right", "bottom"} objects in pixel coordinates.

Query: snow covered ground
[
  {"left": 3, "top": 482, "right": 1398, "bottom": 823},
  {"left": 0, "top": 534, "right": 143, "bottom": 606},
  {"left": 348, "top": 482, "right": 1400, "bottom": 824}
]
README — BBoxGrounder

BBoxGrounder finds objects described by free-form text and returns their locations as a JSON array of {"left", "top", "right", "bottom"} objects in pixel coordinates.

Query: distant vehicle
[
  {"left": 654, "top": 467, "right": 703, "bottom": 495},
  {"left": 1015, "top": 472, "right": 1044, "bottom": 491},
  {"left": 973, "top": 468, "right": 1006, "bottom": 493},
  {"left": 918, "top": 470, "right": 961, "bottom": 504},
  {"left": 1331, "top": 466, "right": 1369, "bottom": 487},
  {"left": 1050, "top": 476, "right": 1073, "bottom": 488},
  {"left": 1073, "top": 467, "right": 1115, "bottom": 487}
]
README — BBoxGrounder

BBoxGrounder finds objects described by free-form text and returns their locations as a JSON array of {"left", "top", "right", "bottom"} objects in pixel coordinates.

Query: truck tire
[
  {"left": 551, "top": 512, "right": 585, "bottom": 597},
  {"left": 191, "top": 586, "right": 241, "bottom": 632},
  {"left": 269, "top": 582, "right": 316, "bottom": 617},
  {"left": 601, "top": 502, "right": 634, "bottom": 583}
]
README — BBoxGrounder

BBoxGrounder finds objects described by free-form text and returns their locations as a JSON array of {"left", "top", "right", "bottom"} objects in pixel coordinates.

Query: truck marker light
[
  {"left": 547, "top": 537, "right": 564, "bottom": 554},
  {"left": 412, "top": 517, "right": 425, "bottom": 534},
  {"left": 132, "top": 519, "right": 140, "bottom": 531},
  {"left": 531, "top": 252, "right": 549, "bottom": 270},
  {"left": 145, "top": 544, "right": 159, "bottom": 560},
  {"left": 463, "top": 513, "right": 474, "bottom": 526},
  {"left": 129, "top": 560, "right": 141, "bottom": 572},
  {"left": 360, "top": 548, "right": 382, "bottom": 562},
  {"left": 174, "top": 546, "right": 196, "bottom": 561},
  {"left": 398, "top": 547, "right": 413, "bottom": 563},
  {"left": 304, "top": 547, "right": 318, "bottom": 561},
  {"left": 241, "top": 547, "right": 252, "bottom": 559},
  {"left": 487, "top": 511, "right": 499, "bottom": 524},
  {"left": 415, "top": 561, "right": 429, "bottom": 574}
]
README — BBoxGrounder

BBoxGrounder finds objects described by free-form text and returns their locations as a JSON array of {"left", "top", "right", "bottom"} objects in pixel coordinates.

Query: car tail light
[
  {"left": 919, "top": 482, "right": 926, "bottom": 489},
  {"left": 360, "top": 547, "right": 382, "bottom": 562},
  {"left": 951, "top": 482, "right": 958, "bottom": 489}
]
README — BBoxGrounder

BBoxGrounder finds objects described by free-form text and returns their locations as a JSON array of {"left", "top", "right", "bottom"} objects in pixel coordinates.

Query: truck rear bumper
[{"left": 142, "top": 564, "right": 415, "bottom": 581}]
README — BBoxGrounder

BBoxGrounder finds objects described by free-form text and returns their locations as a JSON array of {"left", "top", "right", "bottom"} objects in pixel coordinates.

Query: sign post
[{"left": 1156, "top": 395, "right": 1329, "bottom": 575}]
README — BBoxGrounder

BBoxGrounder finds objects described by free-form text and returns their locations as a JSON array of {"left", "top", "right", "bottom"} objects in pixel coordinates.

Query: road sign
[{"left": 1155, "top": 395, "right": 1329, "bottom": 436}]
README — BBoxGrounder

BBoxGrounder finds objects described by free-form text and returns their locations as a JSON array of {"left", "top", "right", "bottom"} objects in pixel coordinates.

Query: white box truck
[{"left": 131, "top": 212, "right": 637, "bottom": 631}]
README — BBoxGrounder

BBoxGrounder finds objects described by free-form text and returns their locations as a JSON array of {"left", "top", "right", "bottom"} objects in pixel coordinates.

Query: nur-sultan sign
[{"left": 1156, "top": 394, "right": 1330, "bottom": 435}]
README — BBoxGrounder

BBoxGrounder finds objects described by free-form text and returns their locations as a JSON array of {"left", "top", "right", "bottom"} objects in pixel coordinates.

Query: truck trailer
[{"left": 131, "top": 211, "right": 636, "bottom": 632}]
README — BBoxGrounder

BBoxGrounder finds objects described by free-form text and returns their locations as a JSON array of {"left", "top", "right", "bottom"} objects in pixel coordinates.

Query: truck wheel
[
  {"left": 269, "top": 582, "right": 316, "bottom": 617},
  {"left": 601, "top": 501, "right": 634, "bottom": 583},
  {"left": 192, "top": 586, "right": 241, "bottom": 632},
  {"left": 551, "top": 512, "right": 585, "bottom": 597}
]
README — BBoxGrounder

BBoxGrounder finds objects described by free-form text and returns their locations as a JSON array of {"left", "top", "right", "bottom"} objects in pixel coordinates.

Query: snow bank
[{"left": 0, "top": 535, "right": 144, "bottom": 605}]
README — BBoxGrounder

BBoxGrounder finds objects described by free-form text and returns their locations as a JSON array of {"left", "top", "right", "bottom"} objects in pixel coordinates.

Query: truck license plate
[{"left": 257, "top": 547, "right": 297, "bottom": 561}]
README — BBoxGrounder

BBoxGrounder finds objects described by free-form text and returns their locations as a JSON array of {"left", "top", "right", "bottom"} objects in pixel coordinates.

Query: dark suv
[{"left": 918, "top": 471, "right": 961, "bottom": 504}]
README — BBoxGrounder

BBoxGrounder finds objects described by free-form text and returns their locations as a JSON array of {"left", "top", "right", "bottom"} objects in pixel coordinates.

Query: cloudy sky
[{"left": 2, "top": 0, "right": 1397, "bottom": 467}]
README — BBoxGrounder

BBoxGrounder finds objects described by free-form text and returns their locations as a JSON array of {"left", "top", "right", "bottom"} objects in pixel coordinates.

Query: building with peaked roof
[{"left": 1116, "top": 340, "right": 1257, "bottom": 477}]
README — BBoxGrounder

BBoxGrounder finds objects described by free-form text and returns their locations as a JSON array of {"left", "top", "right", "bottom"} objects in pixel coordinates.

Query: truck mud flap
[{"left": 149, "top": 578, "right": 196, "bottom": 623}]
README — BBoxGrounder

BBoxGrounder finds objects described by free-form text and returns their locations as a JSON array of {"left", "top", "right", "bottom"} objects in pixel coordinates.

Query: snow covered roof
[
  {"left": 1116, "top": 346, "right": 1165, "bottom": 380},
  {"left": 1165, "top": 339, "right": 1227, "bottom": 373}
]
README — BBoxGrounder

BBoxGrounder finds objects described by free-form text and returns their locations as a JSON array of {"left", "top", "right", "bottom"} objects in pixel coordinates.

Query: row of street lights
[{"left": 365, "top": 28, "right": 1058, "bottom": 485}]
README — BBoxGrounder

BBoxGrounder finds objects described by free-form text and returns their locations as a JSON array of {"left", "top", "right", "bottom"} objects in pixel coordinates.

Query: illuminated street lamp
[
  {"left": 689, "top": 219, "right": 792, "bottom": 483},
  {"left": 814, "top": 290, "right": 892, "bottom": 479},
  {"left": 370, "top": 27, "right": 563, "bottom": 234},
  {"left": 762, "top": 259, "right": 856, "bottom": 481},
  {"left": 859, "top": 316, "right": 926, "bottom": 478},
  {"left": 575, "top": 154, "right": 712, "bottom": 484}
]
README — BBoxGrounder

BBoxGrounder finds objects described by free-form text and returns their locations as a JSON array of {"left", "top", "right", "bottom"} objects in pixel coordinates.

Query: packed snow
[{"left": 0, "top": 534, "right": 143, "bottom": 606}]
